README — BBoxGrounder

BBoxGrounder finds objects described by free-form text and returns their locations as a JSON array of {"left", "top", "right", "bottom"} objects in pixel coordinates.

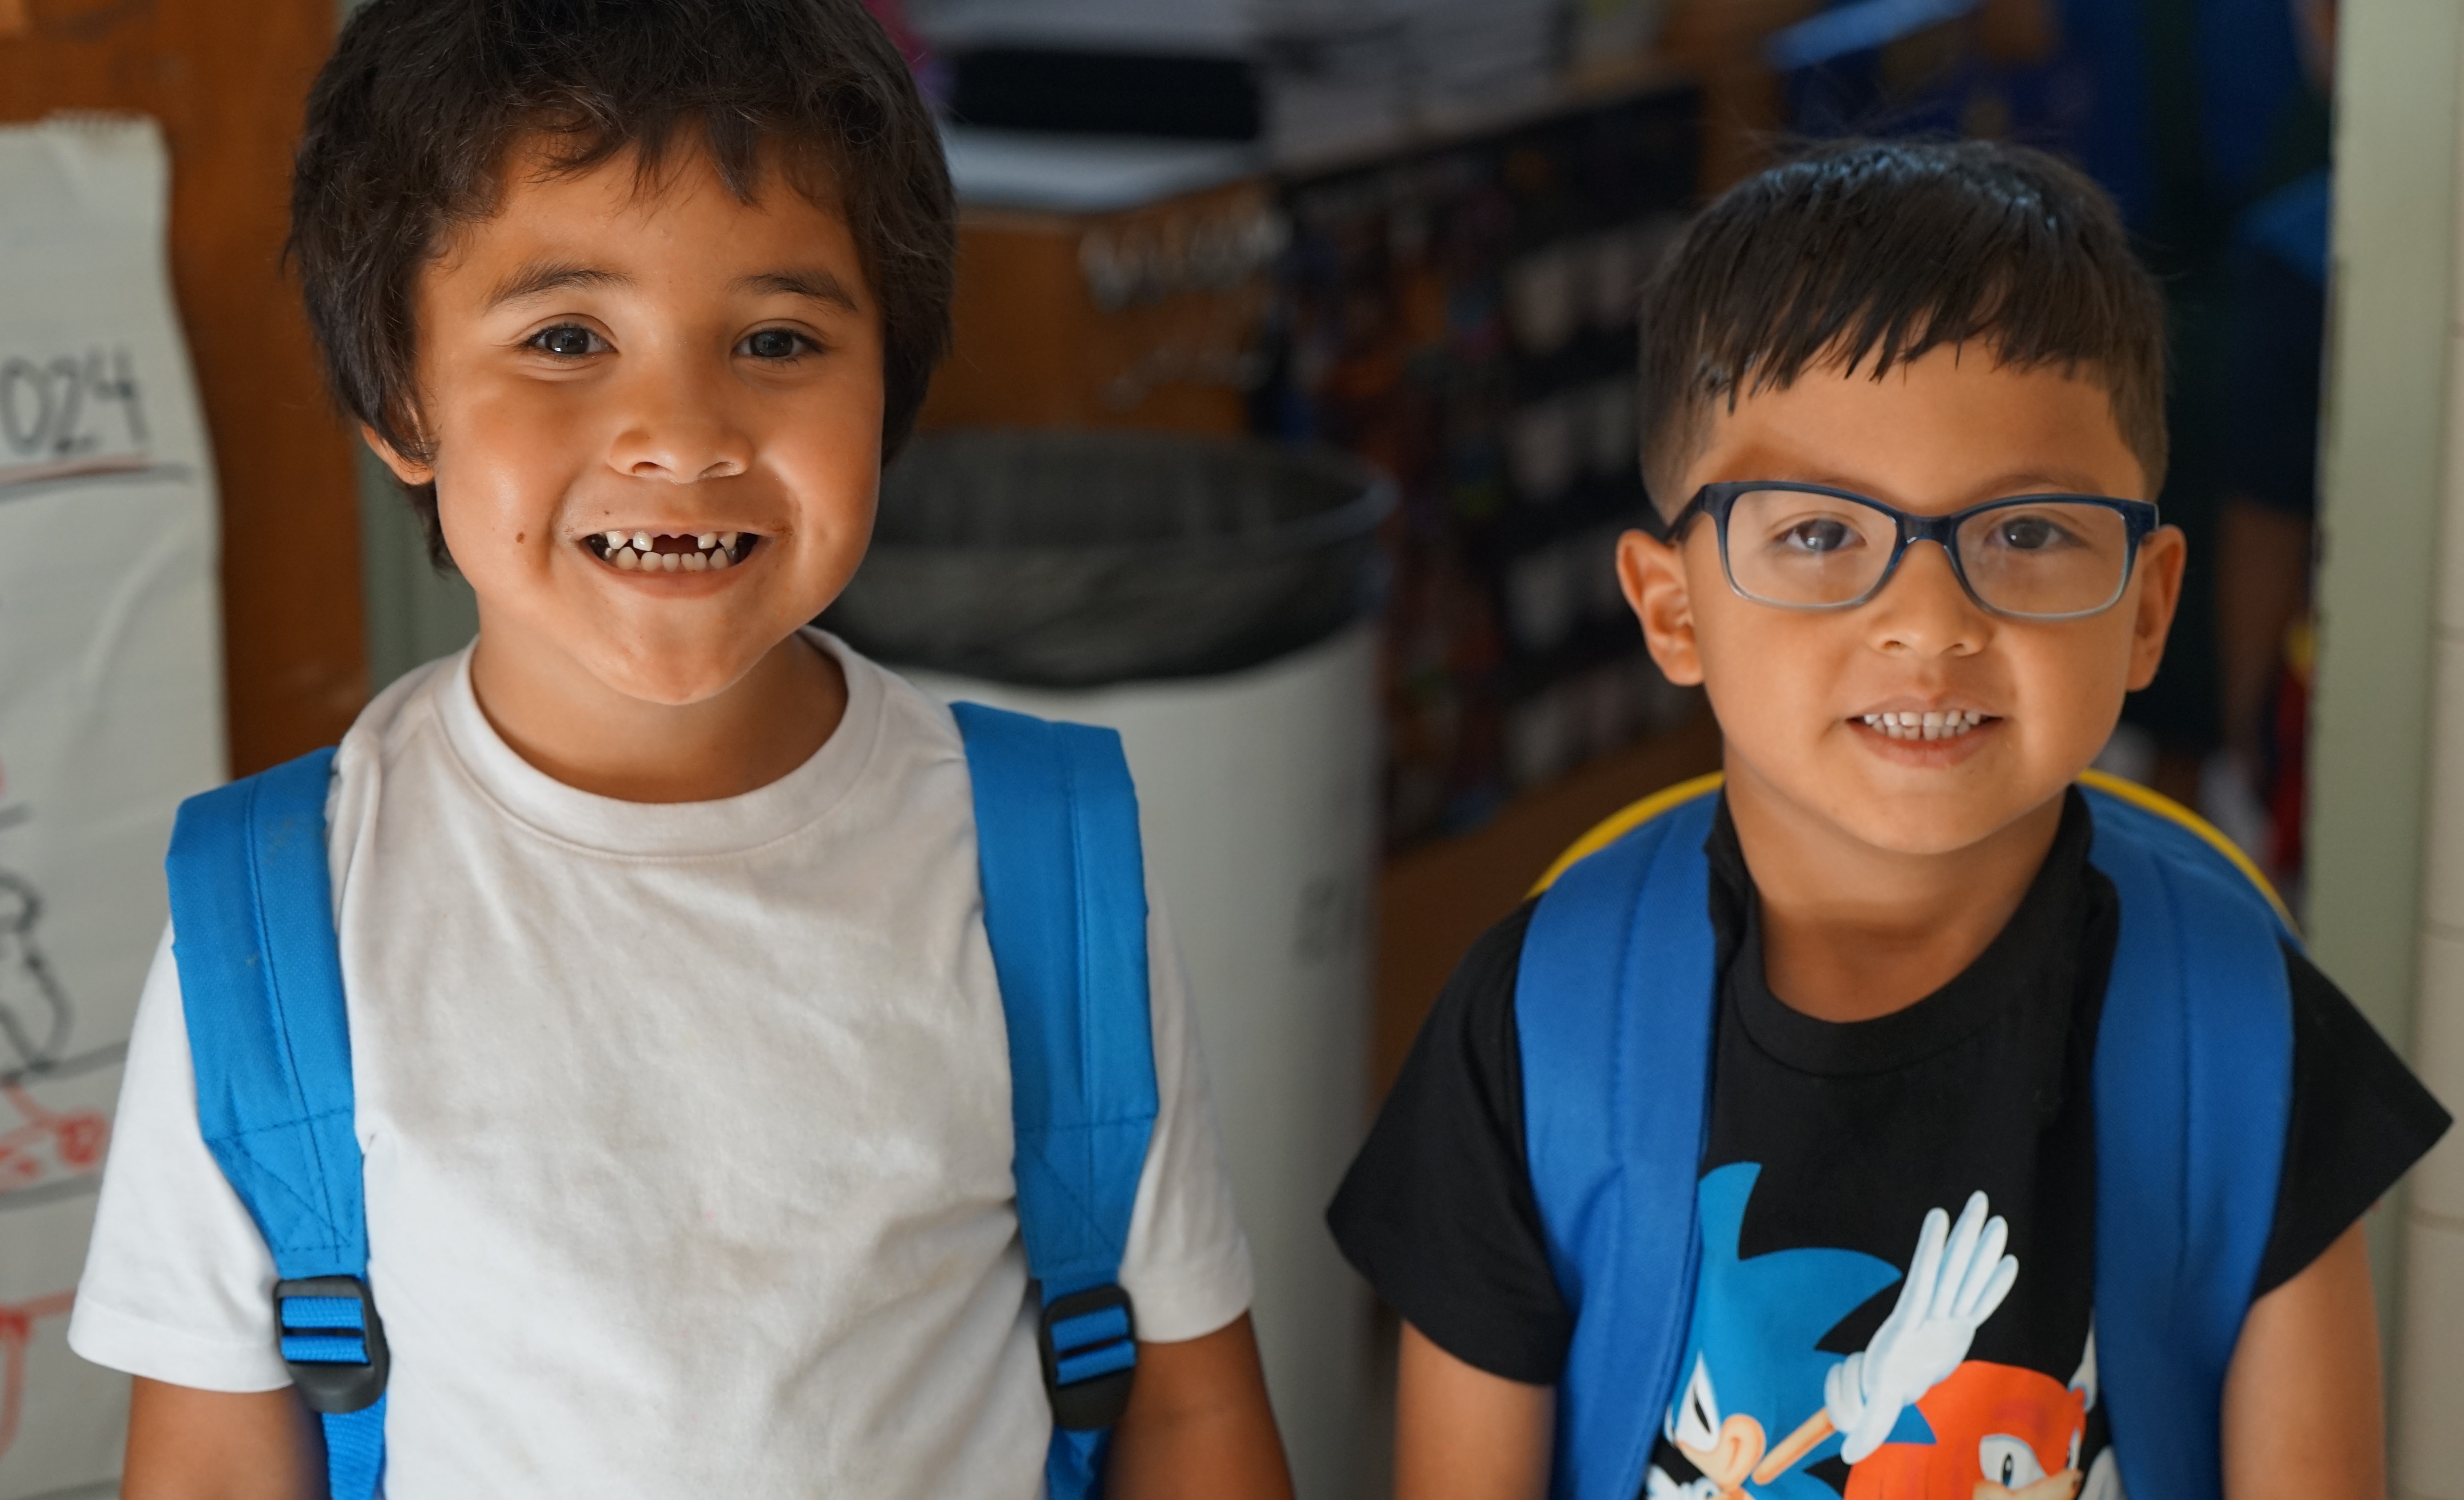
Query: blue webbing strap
[
  {"left": 2085, "top": 786, "right": 2292, "bottom": 1500},
  {"left": 166, "top": 747, "right": 386, "bottom": 1500},
  {"left": 1517, "top": 790, "right": 1720, "bottom": 1500},
  {"left": 1518, "top": 778, "right": 2293, "bottom": 1498},
  {"left": 953, "top": 703, "right": 1158, "bottom": 1500}
]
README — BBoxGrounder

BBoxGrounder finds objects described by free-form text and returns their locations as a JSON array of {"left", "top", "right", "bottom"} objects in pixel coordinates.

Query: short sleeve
[
  {"left": 1326, "top": 902, "right": 1568, "bottom": 1384},
  {"left": 68, "top": 922, "right": 293, "bottom": 1392},
  {"left": 2254, "top": 945, "right": 2454, "bottom": 1295},
  {"left": 1118, "top": 891, "right": 1256, "bottom": 1343}
]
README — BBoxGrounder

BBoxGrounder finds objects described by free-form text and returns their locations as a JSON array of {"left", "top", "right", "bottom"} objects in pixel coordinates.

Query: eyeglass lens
[{"left": 1722, "top": 490, "right": 2134, "bottom": 617}]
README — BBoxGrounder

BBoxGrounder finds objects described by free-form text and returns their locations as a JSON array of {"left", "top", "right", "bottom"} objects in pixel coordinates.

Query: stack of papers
[
  {"left": 1253, "top": 0, "right": 1414, "bottom": 164},
  {"left": 913, "top": 0, "right": 1640, "bottom": 168},
  {"left": 911, "top": 0, "right": 1256, "bottom": 54},
  {"left": 940, "top": 124, "right": 1262, "bottom": 213},
  {"left": 1257, "top": 0, "right": 1568, "bottom": 164},
  {"left": 1411, "top": 0, "right": 1562, "bottom": 112}
]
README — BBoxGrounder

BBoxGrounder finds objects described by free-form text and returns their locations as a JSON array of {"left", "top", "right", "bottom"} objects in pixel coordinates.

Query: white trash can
[{"left": 831, "top": 429, "right": 1390, "bottom": 1498}]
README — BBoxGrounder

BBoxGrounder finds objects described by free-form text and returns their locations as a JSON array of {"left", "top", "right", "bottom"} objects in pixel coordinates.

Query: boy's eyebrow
[
  {"left": 484, "top": 260, "right": 629, "bottom": 309},
  {"left": 1769, "top": 467, "right": 2127, "bottom": 503},
  {"left": 735, "top": 269, "right": 861, "bottom": 313},
  {"left": 1964, "top": 467, "right": 2121, "bottom": 499}
]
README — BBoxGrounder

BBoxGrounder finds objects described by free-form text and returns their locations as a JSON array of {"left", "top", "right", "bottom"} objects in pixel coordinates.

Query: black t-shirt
[{"left": 1330, "top": 791, "right": 2450, "bottom": 1498}]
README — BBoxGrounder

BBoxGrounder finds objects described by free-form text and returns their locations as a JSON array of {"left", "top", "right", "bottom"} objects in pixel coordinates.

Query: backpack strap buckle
[
  {"left": 274, "top": 1275, "right": 389, "bottom": 1414},
  {"left": 1038, "top": 1282, "right": 1137, "bottom": 1430}
]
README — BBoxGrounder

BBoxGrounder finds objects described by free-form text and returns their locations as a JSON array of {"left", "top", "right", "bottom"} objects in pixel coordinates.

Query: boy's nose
[
  {"left": 1863, "top": 538, "right": 1990, "bottom": 656},
  {"left": 607, "top": 359, "right": 753, "bottom": 483}
]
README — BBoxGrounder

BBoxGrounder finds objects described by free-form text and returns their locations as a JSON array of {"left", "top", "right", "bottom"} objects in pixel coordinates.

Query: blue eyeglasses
[{"left": 1657, "top": 481, "right": 2162, "bottom": 621}]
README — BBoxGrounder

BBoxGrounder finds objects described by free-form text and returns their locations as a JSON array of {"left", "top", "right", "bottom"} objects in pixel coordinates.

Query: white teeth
[
  {"left": 602, "top": 531, "right": 743, "bottom": 575},
  {"left": 1860, "top": 710, "right": 1986, "bottom": 742}
]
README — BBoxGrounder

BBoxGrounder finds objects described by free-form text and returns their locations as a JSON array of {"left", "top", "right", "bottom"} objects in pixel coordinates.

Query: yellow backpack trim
[
  {"left": 1530, "top": 766, "right": 2293, "bottom": 930},
  {"left": 1530, "top": 772, "right": 1726, "bottom": 894},
  {"left": 2074, "top": 768, "right": 2294, "bottom": 929}
]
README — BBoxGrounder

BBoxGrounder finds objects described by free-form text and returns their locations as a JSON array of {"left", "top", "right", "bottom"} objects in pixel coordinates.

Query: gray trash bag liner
[{"left": 824, "top": 428, "right": 1392, "bottom": 687}]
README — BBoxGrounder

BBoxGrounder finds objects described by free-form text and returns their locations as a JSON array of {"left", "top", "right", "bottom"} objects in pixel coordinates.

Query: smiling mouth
[
  {"left": 1859, "top": 710, "right": 1993, "bottom": 742},
  {"left": 584, "top": 530, "right": 760, "bottom": 574}
]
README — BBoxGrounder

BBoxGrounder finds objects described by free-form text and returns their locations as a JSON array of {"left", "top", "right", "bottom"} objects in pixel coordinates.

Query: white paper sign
[{"left": 0, "top": 113, "right": 225, "bottom": 1497}]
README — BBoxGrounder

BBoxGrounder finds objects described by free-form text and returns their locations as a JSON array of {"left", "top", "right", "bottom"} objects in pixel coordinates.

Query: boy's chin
[
  {"left": 577, "top": 635, "right": 784, "bottom": 710},
  {"left": 1839, "top": 810, "right": 2030, "bottom": 857},
  {"left": 1819, "top": 780, "right": 2070, "bottom": 858},
  {"left": 1740, "top": 747, "right": 2076, "bottom": 858}
]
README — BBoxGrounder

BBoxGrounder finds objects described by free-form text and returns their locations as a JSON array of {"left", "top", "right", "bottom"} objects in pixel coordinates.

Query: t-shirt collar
[
  {"left": 1710, "top": 787, "right": 2097, "bottom": 1077},
  {"left": 430, "top": 627, "right": 886, "bottom": 859}
]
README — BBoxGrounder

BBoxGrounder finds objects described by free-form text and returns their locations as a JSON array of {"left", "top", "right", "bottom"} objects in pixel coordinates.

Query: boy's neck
[
  {"left": 1724, "top": 757, "right": 2068, "bottom": 1025},
  {"left": 466, "top": 625, "right": 847, "bottom": 805}
]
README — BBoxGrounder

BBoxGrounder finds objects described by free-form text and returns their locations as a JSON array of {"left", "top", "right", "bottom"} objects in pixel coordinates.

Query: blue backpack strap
[
  {"left": 1517, "top": 771, "right": 2297, "bottom": 1499},
  {"left": 952, "top": 702, "right": 1159, "bottom": 1500},
  {"left": 2083, "top": 778, "right": 2294, "bottom": 1500},
  {"left": 163, "top": 746, "right": 388, "bottom": 1500},
  {"left": 1517, "top": 779, "right": 1723, "bottom": 1500}
]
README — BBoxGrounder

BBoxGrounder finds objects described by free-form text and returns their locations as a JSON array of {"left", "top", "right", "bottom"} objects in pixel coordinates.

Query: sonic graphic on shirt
[{"left": 1643, "top": 1164, "right": 2108, "bottom": 1500}]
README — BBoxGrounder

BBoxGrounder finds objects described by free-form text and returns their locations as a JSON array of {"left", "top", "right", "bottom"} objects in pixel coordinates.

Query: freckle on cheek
[{"left": 515, "top": 532, "right": 525, "bottom": 543}]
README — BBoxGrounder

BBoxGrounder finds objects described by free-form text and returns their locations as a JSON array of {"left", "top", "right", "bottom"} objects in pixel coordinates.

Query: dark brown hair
[
  {"left": 291, "top": 0, "right": 956, "bottom": 566},
  {"left": 1638, "top": 138, "right": 2167, "bottom": 511}
]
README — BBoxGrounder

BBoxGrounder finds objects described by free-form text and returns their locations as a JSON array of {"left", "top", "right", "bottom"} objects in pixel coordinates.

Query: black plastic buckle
[
  {"left": 1037, "top": 1282, "right": 1137, "bottom": 1431},
  {"left": 273, "top": 1275, "right": 389, "bottom": 1414}
]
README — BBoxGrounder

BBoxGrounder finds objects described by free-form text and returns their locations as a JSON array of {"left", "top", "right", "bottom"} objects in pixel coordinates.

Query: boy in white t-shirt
[{"left": 67, "top": 0, "right": 1290, "bottom": 1495}]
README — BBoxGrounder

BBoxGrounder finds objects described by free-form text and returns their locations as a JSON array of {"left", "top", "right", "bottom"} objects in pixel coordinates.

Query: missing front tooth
[{"left": 589, "top": 530, "right": 757, "bottom": 572}]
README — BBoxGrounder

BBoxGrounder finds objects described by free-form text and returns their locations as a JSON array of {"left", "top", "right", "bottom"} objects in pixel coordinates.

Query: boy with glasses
[{"left": 1331, "top": 140, "right": 2447, "bottom": 1500}]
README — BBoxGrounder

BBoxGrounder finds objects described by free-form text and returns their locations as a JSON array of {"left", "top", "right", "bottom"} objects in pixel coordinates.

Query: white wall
[
  {"left": 2390, "top": 15, "right": 2464, "bottom": 1490},
  {"left": 2311, "top": 2, "right": 2464, "bottom": 1492}
]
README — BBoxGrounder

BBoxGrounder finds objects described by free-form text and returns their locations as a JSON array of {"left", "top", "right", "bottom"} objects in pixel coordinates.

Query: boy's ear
[
  {"left": 1617, "top": 527, "right": 1706, "bottom": 686},
  {"left": 360, "top": 423, "right": 435, "bottom": 487},
  {"left": 2125, "top": 523, "right": 2188, "bottom": 691}
]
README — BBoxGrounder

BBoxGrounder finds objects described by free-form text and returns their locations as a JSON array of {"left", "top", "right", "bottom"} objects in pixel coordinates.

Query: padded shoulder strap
[
  {"left": 2085, "top": 782, "right": 2294, "bottom": 1500},
  {"left": 1517, "top": 783, "right": 1722, "bottom": 1500},
  {"left": 1519, "top": 772, "right": 2296, "bottom": 1500},
  {"left": 167, "top": 749, "right": 358, "bottom": 1271},
  {"left": 952, "top": 702, "right": 1158, "bottom": 1500},
  {"left": 165, "top": 747, "right": 387, "bottom": 1500}
]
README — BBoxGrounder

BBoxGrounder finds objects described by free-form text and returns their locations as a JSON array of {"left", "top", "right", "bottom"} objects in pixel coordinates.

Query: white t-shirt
[{"left": 71, "top": 633, "right": 1253, "bottom": 1498}]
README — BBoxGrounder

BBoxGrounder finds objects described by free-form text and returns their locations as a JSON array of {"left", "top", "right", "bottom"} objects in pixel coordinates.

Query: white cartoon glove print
[
  {"left": 1823, "top": 1191, "right": 2020, "bottom": 1465},
  {"left": 1644, "top": 1465, "right": 1720, "bottom": 1500}
]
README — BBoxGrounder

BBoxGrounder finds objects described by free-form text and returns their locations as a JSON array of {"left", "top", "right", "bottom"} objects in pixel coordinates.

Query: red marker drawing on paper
[
  {"left": 0, "top": 1081, "right": 106, "bottom": 1195},
  {"left": 0, "top": 1290, "right": 76, "bottom": 1458}
]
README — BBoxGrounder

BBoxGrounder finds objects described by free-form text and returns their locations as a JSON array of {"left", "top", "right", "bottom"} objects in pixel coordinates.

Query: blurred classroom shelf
[
  {"left": 925, "top": 60, "right": 1714, "bottom": 1103},
  {"left": 925, "top": 130, "right": 1282, "bottom": 435},
  {"left": 1373, "top": 703, "right": 1718, "bottom": 1096}
]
